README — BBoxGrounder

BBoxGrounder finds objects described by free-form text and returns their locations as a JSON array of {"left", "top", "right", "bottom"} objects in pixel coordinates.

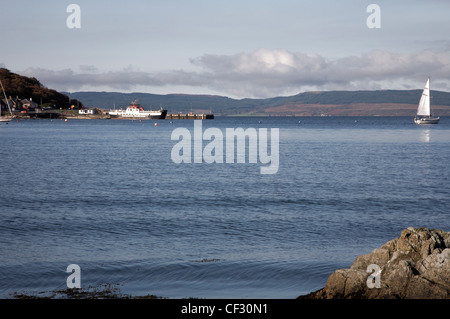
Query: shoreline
[
  {"left": 9, "top": 228, "right": 449, "bottom": 300},
  {"left": 10, "top": 284, "right": 163, "bottom": 299},
  {"left": 9, "top": 114, "right": 448, "bottom": 120}
]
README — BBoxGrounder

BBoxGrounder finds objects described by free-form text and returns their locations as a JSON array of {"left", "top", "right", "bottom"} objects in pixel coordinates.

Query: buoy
[
  {"left": 154, "top": 123, "right": 158, "bottom": 126},
  {"left": 65, "top": 119, "right": 68, "bottom": 122}
]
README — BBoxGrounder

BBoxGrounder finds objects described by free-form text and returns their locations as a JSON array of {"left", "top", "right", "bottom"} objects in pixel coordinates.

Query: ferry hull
[{"left": 109, "top": 109, "right": 167, "bottom": 120}]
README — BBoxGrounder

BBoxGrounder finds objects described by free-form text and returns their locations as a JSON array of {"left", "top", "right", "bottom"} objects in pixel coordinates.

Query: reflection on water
[{"left": 419, "top": 129, "right": 431, "bottom": 143}]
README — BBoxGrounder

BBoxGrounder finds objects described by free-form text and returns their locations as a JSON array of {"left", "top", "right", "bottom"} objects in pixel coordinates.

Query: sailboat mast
[
  {"left": 428, "top": 76, "right": 431, "bottom": 117},
  {"left": 414, "top": 77, "right": 439, "bottom": 124},
  {"left": 0, "top": 80, "right": 13, "bottom": 118}
]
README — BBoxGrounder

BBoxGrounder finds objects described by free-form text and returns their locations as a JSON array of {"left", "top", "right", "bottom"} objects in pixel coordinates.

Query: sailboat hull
[
  {"left": 414, "top": 78, "right": 439, "bottom": 125},
  {"left": 0, "top": 117, "right": 12, "bottom": 123},
  {"left": 414, "top": 117, "right": 440, "bottom": 124}
]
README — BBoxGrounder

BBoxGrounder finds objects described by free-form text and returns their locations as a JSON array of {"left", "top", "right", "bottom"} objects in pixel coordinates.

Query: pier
[
  {"left": 12, "top": 110, "right": 215, "bottom": 120},
  {"left": 165, "top": 113, "right": 214, "bottom": 120}
]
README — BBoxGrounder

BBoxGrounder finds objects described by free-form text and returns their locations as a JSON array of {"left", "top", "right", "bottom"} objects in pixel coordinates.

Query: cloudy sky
[{"left": 2, "top": 0, "right": 450, "bottom": 98}]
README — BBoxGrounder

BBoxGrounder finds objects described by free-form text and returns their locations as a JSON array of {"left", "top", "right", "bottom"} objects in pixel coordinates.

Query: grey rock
[{"left": 298, "top": 227, "right": 450, "bottom": 299}]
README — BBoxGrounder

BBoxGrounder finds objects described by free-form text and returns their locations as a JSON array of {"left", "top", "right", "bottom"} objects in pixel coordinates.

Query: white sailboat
[
  {"left": 414, "top": 77, "right": 439, "bottom": 124},
  {"left": 0, "top": 80, "right": 13, "bottom": 123}
]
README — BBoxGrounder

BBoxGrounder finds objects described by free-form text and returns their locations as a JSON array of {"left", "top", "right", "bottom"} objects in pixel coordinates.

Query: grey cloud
[
  {"left": 190, "top": 48, "right": 450, "bottom": 96},
  {"left": 18, "top": 48, "right": 450, "bottom": 98},
  {"left": 78, "top": 65, "right": 99, "bottom": 73}
]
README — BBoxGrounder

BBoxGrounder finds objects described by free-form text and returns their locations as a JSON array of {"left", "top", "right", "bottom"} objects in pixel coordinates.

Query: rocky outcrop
[{"left": 299, "top": 227, "right": 450, "bottom": 299}]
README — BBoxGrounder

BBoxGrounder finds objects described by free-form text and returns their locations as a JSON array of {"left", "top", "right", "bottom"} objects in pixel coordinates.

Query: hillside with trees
[{"left": 0, "top": 68, "right": 82, "bottom": 109}]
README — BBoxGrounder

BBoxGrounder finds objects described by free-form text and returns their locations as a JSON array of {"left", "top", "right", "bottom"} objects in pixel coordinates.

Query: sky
[{"left": 2, "top": 0, "right": 450, "bottom": 98}]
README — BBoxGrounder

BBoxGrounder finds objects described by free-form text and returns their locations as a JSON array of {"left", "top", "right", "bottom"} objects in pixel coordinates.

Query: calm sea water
[{"left": 0, "top": 116, "right": 449, "bottom": 299}]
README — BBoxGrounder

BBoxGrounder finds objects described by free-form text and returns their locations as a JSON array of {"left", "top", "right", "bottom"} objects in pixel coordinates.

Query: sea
[{"left": 0, "top": 116, "right": 449, "bottom": 299}]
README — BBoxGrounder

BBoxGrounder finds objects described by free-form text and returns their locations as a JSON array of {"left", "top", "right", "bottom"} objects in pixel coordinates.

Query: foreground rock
[{"left": 299, "top": 227, "right": 450, "bottom": 299}]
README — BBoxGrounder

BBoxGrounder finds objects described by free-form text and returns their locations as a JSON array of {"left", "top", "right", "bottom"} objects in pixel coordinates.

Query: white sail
[{"left": 416, "top": 78, "right": 430, "bottom": 116}]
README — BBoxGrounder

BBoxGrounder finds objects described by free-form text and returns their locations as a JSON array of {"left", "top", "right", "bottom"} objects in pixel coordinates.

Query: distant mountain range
[
  {"left": 67, "top": 89, "right": 450, "bottom": 116},
  {"left": 2, "top": 68, "right": 449, "bottom": 116}
]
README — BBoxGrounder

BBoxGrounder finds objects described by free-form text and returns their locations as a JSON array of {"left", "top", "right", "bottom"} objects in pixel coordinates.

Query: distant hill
[
  {"left": 0, "top": 68, "right": 82, "bottom": 109},
  {"left": 3, "top": 67, "right": 450, "bottom": 116},
  {"left": 67, "top": 89, "right": 450, "bottom": 116}
]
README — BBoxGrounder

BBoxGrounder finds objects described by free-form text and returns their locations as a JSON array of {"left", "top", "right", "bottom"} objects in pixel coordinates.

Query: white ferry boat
[{"left": 109, "top": 99, "right": 167, "bottom": 119}]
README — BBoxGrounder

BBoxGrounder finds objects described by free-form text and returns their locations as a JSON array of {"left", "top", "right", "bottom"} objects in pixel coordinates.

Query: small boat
[
  {"left": 109, "top": 99, "right": 167, "bottom": 119},
  {"left": 414, "top": 77, "right": 439, "bottom": 124},
  {"left": 0, "top": 80, "right": 13, "bottom": 123}
]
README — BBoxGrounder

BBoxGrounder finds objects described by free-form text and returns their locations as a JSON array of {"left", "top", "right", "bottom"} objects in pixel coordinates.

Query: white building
[{"left": 78, "top": 109, "right": 96, "bottom": 115}]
